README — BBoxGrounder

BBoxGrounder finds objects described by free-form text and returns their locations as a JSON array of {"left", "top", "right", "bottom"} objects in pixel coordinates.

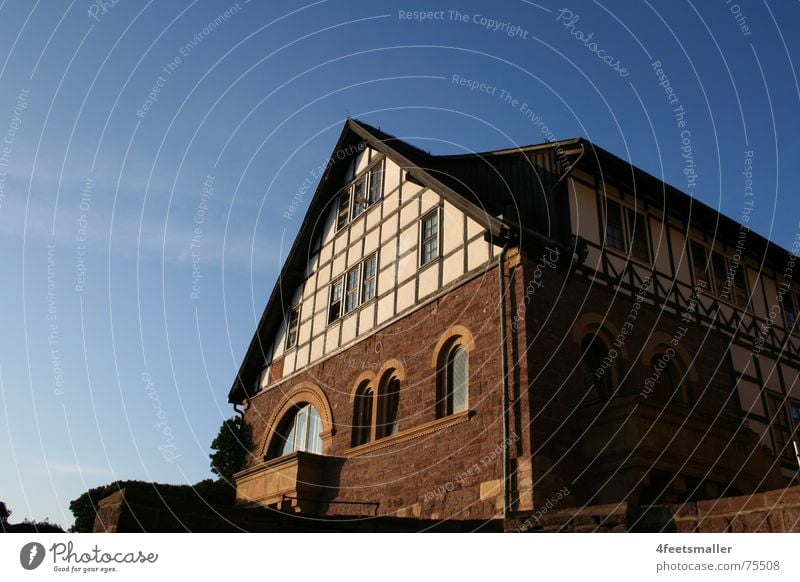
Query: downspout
[{"left": 498, "top": 241, "right": 512, "bottom": 517}]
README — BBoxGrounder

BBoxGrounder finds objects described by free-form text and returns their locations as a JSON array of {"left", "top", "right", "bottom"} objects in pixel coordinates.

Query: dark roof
[{"left": 227, "top": 120, "right": 796, "bottom": 403}]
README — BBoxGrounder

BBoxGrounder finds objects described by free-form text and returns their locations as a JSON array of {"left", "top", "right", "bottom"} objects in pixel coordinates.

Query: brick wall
[{"left": 243, "top": 266, "right": 509, "bottom": 520}]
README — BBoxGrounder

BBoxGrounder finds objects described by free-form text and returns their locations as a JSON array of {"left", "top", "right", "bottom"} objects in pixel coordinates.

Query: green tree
[{"left": 209, "top": 416, "right": 251, "bottom": 482}]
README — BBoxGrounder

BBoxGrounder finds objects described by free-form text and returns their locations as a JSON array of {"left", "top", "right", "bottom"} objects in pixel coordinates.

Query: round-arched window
[{"left": 271, "top": 403, "right": 324, "bottom": 458}]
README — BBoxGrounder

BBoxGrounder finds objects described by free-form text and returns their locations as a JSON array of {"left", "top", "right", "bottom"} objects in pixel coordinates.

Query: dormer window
[{"left": 335, "top": 157, "right": 385, "bottom": 231}]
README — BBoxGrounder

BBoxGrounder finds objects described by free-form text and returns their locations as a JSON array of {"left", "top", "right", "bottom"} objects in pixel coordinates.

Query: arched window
[
  {"left": 438, "top": 344, "right": 469, "bottom": 417},
  {"left": 270, "top": 403, "right": 323, "bottom": 458},
  {"left": 582, "top": 336, "right": 615, "bottom": 400},
  {"left": 652, "top": 353, "right": 690, "bottom": 403},
  {"left": 377, "top": 375, "right": 400, "bottom": 439},
  {"left": 352, "top": 383, "right": 374, "bottom": 447}
]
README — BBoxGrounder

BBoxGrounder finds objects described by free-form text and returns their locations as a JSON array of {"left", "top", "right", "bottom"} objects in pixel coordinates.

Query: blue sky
[{"left": 0, "top": 0, "right": 797, "bottom": 528}]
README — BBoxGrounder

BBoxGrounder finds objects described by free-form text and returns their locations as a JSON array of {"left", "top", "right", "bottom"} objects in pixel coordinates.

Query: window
[
  {"left": 328, "top": 253, "right": 378, "bottom": 323},
  {"left": 420, "top": 210, "right": 440, "bottom": 266},
  {"left": 351, "top": 176, "right": 367, "bottom": 220},
  {"left": 604, "top": 200, "right": 625, "bottom": 250},
  {"left": 784, "top": 293, "right": 800, "bottom": 330},
  {"left": 689, "top": 240, "right": 710, "bottom": 287},
  {"left": 582, "top": 336, "right": 614, "bottom": 400},
  {"left": 766, "top": 393, "right": 793, "bottom": 460},
  {"left": 285, "top": 305, "right": 300, "bottom": 349},
  {"left": 790, "top": 401, "right": 800, "bottom": 424},
  {"left": 377, "top": 375, "right": 400, "bottom": 438},
  {"left": 602, "top": 199, "right": 650, "bottom": 261},
  {"left": 627, "top": 208, "right": 650, "bottom": 261},
  {"left": 328, "top": 278, "right": 343, "bottom": 324},
  {"left": 336, "top": 191, "right": 350, "bottom": 230},
  {"left": 368, "top": 159, "right": 384, "bottom": 204},
  {"left": 438, "top": 344, "right": 468, "bottom": 417},
  {"left": 335, "top": 157, "right": 385, "bottom": 231},
  {"left": 352, "top": 383, "right": 374, "bottom": 447},
  {"left": 361, "top": 254, "right": 377, "bottom": 303},
  {"left": 344, "top": 268, "right": 360, "bottom": 314},
  {"left": 689, "top": 240, "right": 749, "bottom": 306},
  {"left": 652, "top": 353, "right": 690, "bottom": 403},
  {"left": 273, "top": 403, "right": 323, "bottom": 458}
]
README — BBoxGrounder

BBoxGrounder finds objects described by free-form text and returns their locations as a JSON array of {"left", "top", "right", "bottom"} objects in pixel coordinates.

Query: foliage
[{"left": 209, "top": 416, "right": 251, "bottom": 482}]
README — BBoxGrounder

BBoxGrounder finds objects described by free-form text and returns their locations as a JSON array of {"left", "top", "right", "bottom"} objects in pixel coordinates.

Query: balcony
[
  {"left": 576, "top": 394, "right": 783, "bottom": 505},
  {"left": 234, "top": 451, "right": 333, "bottom": 514}
]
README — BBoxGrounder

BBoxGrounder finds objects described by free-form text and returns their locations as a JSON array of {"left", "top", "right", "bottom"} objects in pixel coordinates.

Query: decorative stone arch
[
  {"left": 349, "top": 370, "right": 378, "bottom": 403},
  {"left": 572, "top": 313, "right": 629, "bottom": 361},
  {"left": 259, "top": 382, "right": 335, "bottom": 457},
  {"left": 573, "top": 313, "right": 626, "bottom": 400},
  {"left": 641, "top": 332, "right": 700, "bottom": 386},
  {"left": 377, "top": 358, "right": 407, "bottom": 384},
  {"left": 430, "top": 325, "right": 476, "bottom": 368}
]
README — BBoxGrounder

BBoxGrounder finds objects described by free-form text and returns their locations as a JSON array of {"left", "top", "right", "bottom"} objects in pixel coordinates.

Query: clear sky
[{"left": 0, "top": 0, "right": 798, "bottom": 528}]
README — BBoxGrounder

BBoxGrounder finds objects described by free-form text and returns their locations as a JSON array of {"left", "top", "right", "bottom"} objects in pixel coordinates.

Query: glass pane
[
  {"left": 785, "top": 294, "right": 798, "bottom": 329},
  {"left": 605, "top": 200, "right": 625, "bottom": 250},
  {"left": 354, "top": 388, "right": 373, "bottom": 446},
  {"left": 329, "top": 278, "right": 343, "bottom": 323},
  {"left": 451, "top": 347, "right": 469, "bottom": 413},
  {"left": 627, "top": 208, "right": 650, "bottom": 261},
  {"left": 361, "top": 255, "right": 377, "bottom": 302},
  {"left": 378, "top": 378, "right": 400, "bottom": 438},
  {"left": 690, "top": 241, "right": 709, "bottom": 286},
  {"left": 280, "top": 417, "right": 297, "bottom": 456},
  {"left": 422, "top": 239, "right": 438, "bottom": 265},
  {"left": 294, "top": 407, "right": 308, "bottom": 452},
  {"left": 344, "top": 268, "right": 360, "bottom": 313},
  {"left": 790, "top": 403, "right": 800, "bottom": 423},
  {"left": 711, "top": 252, "right": 728, "bottom": 298},
  {"left": 351, "top": 179, "right": 367, "bottom": 219},
  {"left": 368, "top": 162, "right": 383, "bottom": 204},
  {"left": 306, "top": 406, "right": 323, "bottom": 454},
  {"left": 732, "top": 266, "right": 749, "bottom": 306},
  {"left": 337, "top": 192, "right": 350, "bottom": 230}
]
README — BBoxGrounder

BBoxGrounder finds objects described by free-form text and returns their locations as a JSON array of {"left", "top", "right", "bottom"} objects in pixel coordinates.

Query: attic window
[{"left": 335, "top": 157, "right": 385, "bottom": 231}]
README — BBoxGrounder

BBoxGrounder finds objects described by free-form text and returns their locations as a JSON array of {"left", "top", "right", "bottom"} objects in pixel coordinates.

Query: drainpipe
[
  {"left": 233, "top": 403, "right": 244, "bottom": 420},
  {"left": 498, "top": 241, "right": 512, "bottom": 517}
]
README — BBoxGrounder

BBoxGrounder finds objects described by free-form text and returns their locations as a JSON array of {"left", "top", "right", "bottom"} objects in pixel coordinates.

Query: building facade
[{"left": 228, "top": 119, "right": 798, "bottom": 525}]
